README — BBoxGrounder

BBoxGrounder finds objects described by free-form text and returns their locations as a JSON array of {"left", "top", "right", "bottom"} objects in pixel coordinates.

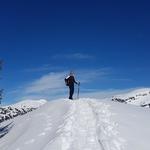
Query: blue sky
[{"left": 1, "top": 0, "right": 150, "bottom": 104}]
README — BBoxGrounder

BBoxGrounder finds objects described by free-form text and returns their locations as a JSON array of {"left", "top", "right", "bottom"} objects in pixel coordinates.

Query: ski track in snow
[
  {"left": 88, "top": 99, "right": 125, "bottom": 150},
  {"left": 0, "top": 99, "right": 125, "bottom": 150},
  {"left": 44, "top": 99, "right": 125, "bottom": 150}
]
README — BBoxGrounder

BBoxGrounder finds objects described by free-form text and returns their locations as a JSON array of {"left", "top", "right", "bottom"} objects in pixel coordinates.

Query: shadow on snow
[{"left": 0, "top": 122, "right": 13, "bottom": 138}]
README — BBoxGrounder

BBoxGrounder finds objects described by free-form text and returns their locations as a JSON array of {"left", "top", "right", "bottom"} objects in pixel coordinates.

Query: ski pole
[{"left": 77, "top": 83, "right": 80, "bottom": 99}]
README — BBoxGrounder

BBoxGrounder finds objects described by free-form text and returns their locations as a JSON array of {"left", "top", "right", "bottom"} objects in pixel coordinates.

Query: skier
[{"left": 65, "top": 72, "right": 80, "bottom": 100}]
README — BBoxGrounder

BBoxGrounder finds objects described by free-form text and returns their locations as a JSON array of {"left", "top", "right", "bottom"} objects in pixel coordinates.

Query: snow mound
[
  {"left": 0, "top": 99, "right": 47, "bottom": 123},
  {"left": 112, "top": 88, "right": 150, "bottom": 107},
  {"left": 0, "top": 98, "right": 150, "bottom": 150},
  {"left": 0, "top": 98, "right": 125, "bottom": 150},
  {"left": 9, "top": 99, "right": 47, "bottom": 109}
]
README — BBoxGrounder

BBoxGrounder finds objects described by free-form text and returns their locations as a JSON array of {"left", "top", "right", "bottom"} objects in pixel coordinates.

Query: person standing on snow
[{"left": 65, "top": 72, "right": 80, "bottom": 100}]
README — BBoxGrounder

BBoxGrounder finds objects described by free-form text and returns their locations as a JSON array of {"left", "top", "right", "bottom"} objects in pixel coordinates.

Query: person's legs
[{"left": 69, "top": 85, "right": 74, "bottom": 99}]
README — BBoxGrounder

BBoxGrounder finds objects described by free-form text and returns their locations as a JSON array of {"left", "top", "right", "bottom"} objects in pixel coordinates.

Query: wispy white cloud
[
  {"left": 52, "top": 52, "right": 94, "bottom": 60},
  {"left": 80, "top": 88, "right": 134, "bottom": 99},
  {"left": 110, "top": 78, "right": 133, "bottom": 82},
  {"left": 9, "top": 67, "right": 134, "bottom": 102},
  {"left": 25, "top": 72, "right": 67, "bottom": 94},
  {"left": 24, "top": 68, "right": 111, "bottom": 94},
  {"left": 23, "top": 64, "right": 62, "bottom": 73},
  {"left": 14, "top": 68, "right": 110, "bottom": 100},
  {"left": 76, "top": 68, "right": 111, "bottom": 83},
  {"left": 24, "top": 70, "right": 94, "bottom": 93}
]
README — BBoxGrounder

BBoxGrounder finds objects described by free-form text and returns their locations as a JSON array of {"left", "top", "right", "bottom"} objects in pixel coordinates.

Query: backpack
[{"left": 65, "top": 78, "right": 69, "bottom": 86}]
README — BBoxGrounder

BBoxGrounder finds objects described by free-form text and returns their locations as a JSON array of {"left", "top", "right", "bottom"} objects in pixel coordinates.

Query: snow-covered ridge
[
  {"left": 112, "top": 88, "right": 150, "bottom": 108},
  {"left": 0, "top": 99, "right": 125, "bottom": 150},
  {"left": 0, "top": 99, "right": 47, "bottom": 123},
  {"left": 0, "top": 98, "right": 150, "bottom": 150},
  {"left": 9, "top": 99, "right": 47, "bottom": 109}
]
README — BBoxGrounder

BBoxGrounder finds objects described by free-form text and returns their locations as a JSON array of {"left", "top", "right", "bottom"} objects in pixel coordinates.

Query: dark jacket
[{"left": 66, "top": 75, "right": 77, "bottom": 86}]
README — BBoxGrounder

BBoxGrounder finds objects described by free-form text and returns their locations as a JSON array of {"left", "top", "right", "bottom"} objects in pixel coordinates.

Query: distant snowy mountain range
[
  {"left": 0, "top": 89, "right": 150, "bottom": 150},
  {"left": 0, "top": 88, "right": 150, "bottom": 124},
  {"left": 112, "top": 88, "right": 150, "bottom": 108},
  {"left": 0, "top": 99, "right": 47, "bottom": 123}
]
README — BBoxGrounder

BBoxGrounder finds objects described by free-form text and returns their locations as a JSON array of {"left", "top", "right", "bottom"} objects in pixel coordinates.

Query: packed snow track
[{"left": 0, "top": 98, "right": 124, "bottom": 150}]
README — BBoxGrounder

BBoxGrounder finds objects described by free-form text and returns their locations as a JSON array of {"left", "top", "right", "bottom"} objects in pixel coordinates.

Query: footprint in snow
[
  {"left": 46, "top": 123, "right": 52, "bottom": 126},
  {"left": 24, "top": 139, "right": 35, "bottom": 145},
  {"left": 44, "top": 127, "right": 51, "bottom": 131},
  {"left": 38, "top": 132, "right": 46, "bottom": 136}
]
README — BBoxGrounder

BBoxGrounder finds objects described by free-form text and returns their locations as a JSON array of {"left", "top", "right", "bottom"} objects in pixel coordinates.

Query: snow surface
[
  {"left": 0, "top": 98, "right": 150, "bottom": 150},
  {"left": 6, "top": 99, "right": 47, "bottom": 109},
  {"left": 0, "top": 99, "right": 47, "bottom": 123},
  {"left": 113, "top": 88, "right": 150, "bottom": 107}
]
